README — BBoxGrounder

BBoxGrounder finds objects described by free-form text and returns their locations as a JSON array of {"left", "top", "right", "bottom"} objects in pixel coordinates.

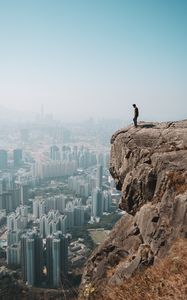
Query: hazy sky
[{"left": 0, "top": 0, "right": 186, "bottom": 122}]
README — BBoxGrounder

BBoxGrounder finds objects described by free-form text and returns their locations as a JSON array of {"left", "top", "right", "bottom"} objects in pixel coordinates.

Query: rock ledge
[{"left": 79, "top": 120, "right": 187, "bottom": 299}]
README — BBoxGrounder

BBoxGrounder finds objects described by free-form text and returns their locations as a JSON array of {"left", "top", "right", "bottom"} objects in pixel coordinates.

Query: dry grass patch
[
  {"left": 99, "top": 238, "right": 187, "bottom": 300},
  {"left": 167, "top": 171, "right": 187, "bottom": 195}
]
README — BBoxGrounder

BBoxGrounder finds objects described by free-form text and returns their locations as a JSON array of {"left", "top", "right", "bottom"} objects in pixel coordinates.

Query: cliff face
[{"left": 79, "top": 120, "right": 187, "bottom": 300}]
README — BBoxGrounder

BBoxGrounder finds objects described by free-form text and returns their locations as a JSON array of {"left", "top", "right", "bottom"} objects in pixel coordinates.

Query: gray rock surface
[{"left": 79, "top": 120, "right": 187, "bottom": 299}]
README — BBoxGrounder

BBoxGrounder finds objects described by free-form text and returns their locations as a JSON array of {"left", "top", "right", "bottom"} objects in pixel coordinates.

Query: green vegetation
[
  {"left": 71, "top": 212, "right": 122, "bottom": 251},
  {"left": 71, "top": 227, "right": 96, "bottom": 251}
]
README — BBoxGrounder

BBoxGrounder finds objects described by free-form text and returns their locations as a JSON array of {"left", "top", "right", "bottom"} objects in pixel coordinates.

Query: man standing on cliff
[{"left": 132, "top": 104, "right": 139, "bottom": 127}]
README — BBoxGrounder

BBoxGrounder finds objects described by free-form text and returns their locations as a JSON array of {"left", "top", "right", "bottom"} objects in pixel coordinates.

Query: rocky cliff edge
[{"left": 79, "top": 120, "right": 187, "bottom": 300}]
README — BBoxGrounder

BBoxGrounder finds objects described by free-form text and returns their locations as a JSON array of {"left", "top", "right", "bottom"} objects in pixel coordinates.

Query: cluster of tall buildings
[
  {"left": 0, "top": 139, "right": 115, "bottom": 289},
  {"left": 68, "top": 175, "right": 96, "bottom": 198},
  {"left": 50, "top": 144, "right": 109, "bottom": 169},
  {"left": 68, "top": 164, "right": 112, "bottom": 221},
  {"left": 6, "top": 204, "right": 68, "bottom": 288},
  {"left": 7, "top": 205, "right": 29, "bottom": 268},
  {"left": 67, "top": 165, "right": 108, "bottom": 197},
  {"left": 0, "top": 173, "right": 30, "bottom": 213},
  {"left": 21, "top": 230, "right": 68, "bottom": 287},
  {"left": 21, "top": 230, "right": 43, "bottom": 286},
  {"left": 51, "top": 145, "right": 98, "bottom": 169},
  {"left": 33, "top": 196, "right": 86, "bottom": 232},
  {"left": 46, "top": 231, "right": 68, "bottom": 288},
  {"left": 33, "top": 194, "right": 67, "bottom": 216},
  {"left": 32, "top": 160, "right": 77, "bottom": 179},
  {"left": 0, "top": 148, "right": 23, "bottom": 169},
  {"left": 0, "top": 119, "right": 123, "bottom": 294},
  {"left": 91, "top": 165, "right": 112, "bottom": 221},
  {"left": 64, "top": 200, "right": 85, "bottom": 228},
  {"left": 7, "top": 205, "right": 28, "bottom": 231},
  {"left": 4, "top": 164, "right": 114, "bottom": 288},
  {"left": 31, "top": 144, "right": 109, "bottom": 181},
  {"left": 91, "top": 189, "right": 112, "bottom": 220},
  {"left": 32, "top": 145, "right": 103, "bottom": 180},
  {"left": 39, "top": 211, "right": 67, "bottom": 237}
]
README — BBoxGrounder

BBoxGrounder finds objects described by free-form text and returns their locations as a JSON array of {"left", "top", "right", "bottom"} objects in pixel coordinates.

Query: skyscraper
[
  {"left": 7, "top": 244, "right": 21, "bottom": 268},
  {"left": 46, "top": 236, "right": 53, "bottom": 287},
  {"left": 50, "top": 145, "right": 60, "bottom": 161},
  {"left": 64, "top": 202, "right": 74, "bottom": 229},
  {"left": 21, "top": 231, "right": 43, "bottom": 286},
  {"left": 7, "top": 230, "right": 21, "bottom": 246},
  {"left": 52, "top": 238, "right": 61, "bottom": 288},
  {"left": 96, "top": 165, "right": 103, "bottom": 189},
  {"left": 46, "top": 231, "right": 68, "bottom": 288},
  {"left": 13, "top": 149, "right": 22, "bottom": 167},
  {"left": 20, "top": 184, "right": 30, "bottom": 205},
  {"left": 1, "top": 192, "right": 13, "bottom": 213},
  {"left": 92, "top": 188, "right": 103, "bottom": 219},
  {"left": 33, "top": 199, "right": 39, "bottom": 219},
  {"left": 74, "top": 206, "right": 85, "bottom": 226},
  {"left": 103, "top": 190, "right": 112, "bottom": 212},
  {"left": 40, "top": 215, "right": 46, "bottom": 238},
  {"left": 26, "top": 238, "right": 35, "bottom": 286},
  {"left": 0, "top": 150, "right": 8, "bottom": 170}
]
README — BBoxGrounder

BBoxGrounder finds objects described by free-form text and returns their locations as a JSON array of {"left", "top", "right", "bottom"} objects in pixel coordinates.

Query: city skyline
[{"left": 0, "top": 0, "right": 186, "bottom": 122}]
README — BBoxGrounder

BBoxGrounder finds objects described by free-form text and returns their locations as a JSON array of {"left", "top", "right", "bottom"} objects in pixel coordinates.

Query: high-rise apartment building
[
  {"left": 103, "top": 190, "right": 112, "bottom": 212},
  {"left": 7, "top": 209, "right": 28, "bottom": 231},
  {"left": 74, "top": 206, "right": 85, "bottom": 226},
  {"left": 46, "top": 231, "right": 68, "bottom": 288},
  {"left": 96, "top": 165, "right": 103, "bottom": 190},
  {"left": 33, "top": 198, "right": 46, "bottom": 219},
  {"left": 64, "top": 202, "right": 74, "bottom": 229},
  {"left": 13, "top": 149, "right": 22, "bottom": 167},
  {"left": 32, "top": 161, "right": 76, "bottom": 179},
  {"left": 7, "top": 243, "right": 21, "bottom": 268},
  {"left": 92, "top": 188, "right": 103, "bottom": 219},
  {"left": 0, "top": 150, "right": 8, "bottom": 170},
  {"left": 20, "top": 183, "right": 30, "bottom": 205},
  {"left": 39, "top": 210, "right": 67, "bottom": 238},
  {"left": 7, "top": 230, "right": 21, "bottom": 246},
  {"left": 50, "top": 145, "right": 60, "bottom": 160},
  {"left": 0, "top": 192, "right": 13, "bottom": 212},
  {"left": 21, "top": 231, "right": 43, "bottom": 286}
]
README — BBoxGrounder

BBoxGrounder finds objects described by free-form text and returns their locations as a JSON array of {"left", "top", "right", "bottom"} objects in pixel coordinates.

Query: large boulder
[{"left": 79, "top": 120, "right": 187, "bottom": 300}]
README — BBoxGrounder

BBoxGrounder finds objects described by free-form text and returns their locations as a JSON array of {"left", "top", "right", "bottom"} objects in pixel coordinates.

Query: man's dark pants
[{"left": 133, "top": 117, "right": 138, "bottom": 127}]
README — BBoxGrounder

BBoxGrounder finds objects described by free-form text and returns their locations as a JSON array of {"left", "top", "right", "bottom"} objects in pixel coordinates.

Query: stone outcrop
[{"left": 79, "top": 120, "right": 187, "bottom": 300}]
